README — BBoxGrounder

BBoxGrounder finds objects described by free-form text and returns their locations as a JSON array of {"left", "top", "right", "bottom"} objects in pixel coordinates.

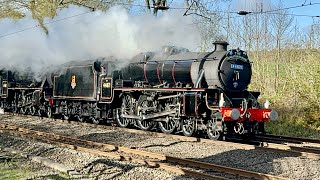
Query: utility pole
[{"left": 144, "top": 0, "right": 169, "bottom": 16}]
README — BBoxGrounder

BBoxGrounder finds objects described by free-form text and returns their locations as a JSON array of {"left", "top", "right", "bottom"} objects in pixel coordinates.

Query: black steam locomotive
[{"left": 0, "top": 41, "right": 278, "bottom": 139}]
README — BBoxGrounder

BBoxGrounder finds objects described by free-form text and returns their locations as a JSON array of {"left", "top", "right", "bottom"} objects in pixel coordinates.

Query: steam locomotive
[{"left": 0, "top": 41, "right": 278, "bottom": 140}]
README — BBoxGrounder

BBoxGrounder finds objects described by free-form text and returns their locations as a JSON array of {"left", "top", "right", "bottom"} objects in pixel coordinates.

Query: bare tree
[
  {"left": 0, "top": 0, "right": 132, "bottom": 34},
  {"left": 308, "top": 18, "right": 320, "bottom": 49},
  {"left": 270, "top": 2, "right": 294, "bottom": 91},
  {"left": 182, "top": 0, "right": 232, "bottom": 51}
]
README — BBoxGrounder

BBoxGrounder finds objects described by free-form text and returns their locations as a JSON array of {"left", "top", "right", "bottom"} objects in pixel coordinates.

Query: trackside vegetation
[
  {"left": 249, "top": 49, "right": 320, "bottom": 138},
  {"left": 0, "top": 157, "right": 30, "bottom": 180}
]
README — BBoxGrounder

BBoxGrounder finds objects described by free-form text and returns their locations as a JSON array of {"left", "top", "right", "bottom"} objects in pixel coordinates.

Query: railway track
[
  {"left": 256, "top": 134, "right": 320, "bottom": 145},
  {"left": 1, "top": 113, "right": 320, "bottom": 160},
  {"left": 253, "top": 135, "right": 320, "bottom": 157},
  {"left": 0, "top": 122, "right": 288, "bottom": 180},
  {"left": 54, "top": 117, "right": 320, "bottom": 159}
]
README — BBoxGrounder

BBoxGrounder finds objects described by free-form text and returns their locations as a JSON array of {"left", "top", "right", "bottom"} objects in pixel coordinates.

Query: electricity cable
[
  {"left": 0, "top": 11, "right": 92, "bottom": 39},
  {"left": 1, "top": 0, "right": 320, "bottom": 39},
  {"left": 260, "top": 12, "right": 320, "bottom": 18},
  {"left": 263, "top": 1, "right": 320, "bottom": 13}
]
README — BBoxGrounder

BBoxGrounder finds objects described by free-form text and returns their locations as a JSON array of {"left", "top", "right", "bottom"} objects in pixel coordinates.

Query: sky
[
  {"left": 230, "top": 0, "right": 320, "bottom": 28},
  {"left": 131, "top": 0, "right": 320, "bottom": 28},
  {"left": 278, "top": 0, "right": 320, "bottom": 26}
]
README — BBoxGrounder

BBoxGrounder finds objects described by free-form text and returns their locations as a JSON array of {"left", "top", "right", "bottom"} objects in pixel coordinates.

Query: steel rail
[
  {"left": 1, "top": 113, "right": 320, "bottom": 160},
  {"left": 256, "top": 134, "right": 320, "bottom": 144},
  {"left": 0, "top": 127, "right": 227, "bottom": 180},
  {"left": 53, "top": 118, "right": 320, "bottom": 159},
  {"left": 254, "top": 143, "right": 320, "bottom": 160},
  {"left": 0, "top": 123, "right": 288, "bottom": 180}
]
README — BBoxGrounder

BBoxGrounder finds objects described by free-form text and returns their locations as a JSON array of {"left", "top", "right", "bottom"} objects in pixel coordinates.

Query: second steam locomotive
[{"left": 0, "top": 41, "right": 278, "bottom": 140}]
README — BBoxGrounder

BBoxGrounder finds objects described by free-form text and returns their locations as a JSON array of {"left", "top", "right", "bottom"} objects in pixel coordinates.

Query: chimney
[{"left": 213, "top": 41, "right": 229, "bottom": 51}]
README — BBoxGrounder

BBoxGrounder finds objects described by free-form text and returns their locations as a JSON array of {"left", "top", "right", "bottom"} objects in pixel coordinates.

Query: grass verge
[
  {"left": 265, "top": 109, "right": 320, "bottom": 139},
  {"left": 0, "top": 160, "right": 30, "bottom": 180}
]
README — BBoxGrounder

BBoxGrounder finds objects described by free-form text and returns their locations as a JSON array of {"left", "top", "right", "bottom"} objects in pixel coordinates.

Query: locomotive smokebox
[{"left": 213, "top": 41, "right": 229, "bottom": 51}]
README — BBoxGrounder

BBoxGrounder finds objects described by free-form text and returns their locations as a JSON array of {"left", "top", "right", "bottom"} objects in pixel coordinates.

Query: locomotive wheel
[
  {"left": 207, "top": 118, "right": 221, "bottom": 140},
  {"left": 137, "top": 96, "right": 155, "bottom": 131},
  {"left": 158, "top": 119, "right": 176, "bottom": 134},
  {"left": 116, "top": 116, "right": 130, "bottom": 128},
  {"left": 116, "top": 95, "right": 132, "bottom": 128},
  {"left": 37, "top": 109, "right": 42, "bottom": 117},
  {"left": 75, "top": 115, "right": 84, "bottom": 122},
  {"left": 182, "top": 118, "right": 196, "bottom": 137},
  {"left": 91, "top": 117, "right": 100, "bottom": 125},
  {"left": 46, "top": 106, "right": 52, "bottom": 118},
  {"left": 12, "top": 106, "right": 18, "bottom": 114},
  {"left": 30, "top": 106, "right": 36, "bottom": 116},
  {"left": 20, "top": 107, "right": 26, "bottom": 114},
  {"left": 137, "top": 120, "right": 155, "bottom": 131},
  {"left": 62, "top": 114, "right": 69, "bottom": 120}
]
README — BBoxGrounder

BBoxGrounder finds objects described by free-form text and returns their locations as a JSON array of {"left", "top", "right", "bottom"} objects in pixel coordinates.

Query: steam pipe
[
  {"left": 157, "top": 94, "right": 181, "bottom": 100},
  {"left": 194, "top": 69, "right": 205, "bottom": 88}
]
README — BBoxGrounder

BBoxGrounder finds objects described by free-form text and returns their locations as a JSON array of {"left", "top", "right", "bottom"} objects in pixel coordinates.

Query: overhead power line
[
  {"left": 0, "top": 1, "right": 194, "bottom": 39},
  {"left": 261, "top": 12, "right": 320, "bottom": 18},
  {"left": 0, "top": 11, "right": 92, "bottom": 39},
  {"left": 0, "top": 0, "right": 190, "bottom": 10},
  {"left": 0, "top": 2, "right": 194, "bottom": 39},
  {"left": 1, "top": 1, "right": 320, "bottom": 39},
  {"left": 263, "top": 1, "right": 320, "bottom": 13}
]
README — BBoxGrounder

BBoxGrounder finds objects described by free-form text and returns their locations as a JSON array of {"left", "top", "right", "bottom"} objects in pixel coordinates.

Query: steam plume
[{"left": 0, "top": 5, "right": 201, "bottom": 74}]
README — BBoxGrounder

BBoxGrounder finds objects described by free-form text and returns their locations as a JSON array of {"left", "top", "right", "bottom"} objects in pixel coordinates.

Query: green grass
[
  {"left": 0, "top": 146, "right": 69, "bottom": 180},
  {"left": 266, "top": 114, "right": 320, "bottom": 139},
  {"left": 0, "top": 160, "right": 70, "bottom": 180},
  {"left": 248, "top": 49, "right": 320, "bottom": 138},
  {"left": 265, "top": 108, "right": 320, "bottom": 139},
  {"left": 0, "top": 161, "right": 30, "bottom": 180}
]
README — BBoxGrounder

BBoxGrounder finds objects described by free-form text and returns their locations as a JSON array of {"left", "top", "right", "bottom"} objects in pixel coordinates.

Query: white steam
[{"left": 0, "top": 5, "right": 201, "bottom": 74}]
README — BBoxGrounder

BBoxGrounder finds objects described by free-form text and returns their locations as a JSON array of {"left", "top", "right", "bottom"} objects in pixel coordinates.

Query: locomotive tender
[{"left": 0, "top": 41, "right": 278, "bottom": 139}]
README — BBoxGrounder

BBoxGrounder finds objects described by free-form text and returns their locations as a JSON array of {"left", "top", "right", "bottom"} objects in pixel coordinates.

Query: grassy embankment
[
  {"left": 0, "top": 142, "right": 69, "bottom": 180},
  {"left": 0, "top": 156, "right": 69, "bottom": 180},
  {"left": 0, "top": 156, "right": 30, "bottom": 180},
  {"left": 249, "top": 49, "right": 320, "bottom": 138}
]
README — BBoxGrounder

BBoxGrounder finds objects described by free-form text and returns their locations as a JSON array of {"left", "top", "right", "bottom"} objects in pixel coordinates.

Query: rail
[
  {"left": 0, "top": 123, "right": 288, "bottom": 180},
  {"left": 1, "top": 113, "right": 320, "bottom": 160}
]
